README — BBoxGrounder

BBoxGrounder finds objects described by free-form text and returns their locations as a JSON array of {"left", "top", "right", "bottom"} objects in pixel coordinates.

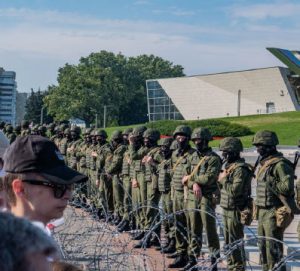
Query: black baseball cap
[{"left": 3, "top": 135, "right": 87, "bottom": 184}]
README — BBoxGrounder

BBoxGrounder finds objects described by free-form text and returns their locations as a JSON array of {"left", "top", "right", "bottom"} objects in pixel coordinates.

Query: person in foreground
[
  {"left": 2, "top": 135, "right": 88, "bottom": 227},
  {"left": 0, "top": 212, "right": 59, "bottom": 271}
]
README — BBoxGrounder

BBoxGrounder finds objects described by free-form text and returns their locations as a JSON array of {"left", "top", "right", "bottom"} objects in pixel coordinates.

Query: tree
[
  {"left": 44, "top": 51, "right": 184, "bottom": 126},
  {"left": 24, "top": 89, "right": 53, "bottom": 124}
]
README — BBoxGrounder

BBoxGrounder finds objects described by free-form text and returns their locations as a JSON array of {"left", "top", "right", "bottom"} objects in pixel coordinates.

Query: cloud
[
  {"left": 152, "top": 7, "right": 195, "bottom": 17},
  {"left": 0, "top": 7, "right": 300, "bottom": 92},
  {"left": 230, "top": 2, "right": 300, "bottom": 20}
]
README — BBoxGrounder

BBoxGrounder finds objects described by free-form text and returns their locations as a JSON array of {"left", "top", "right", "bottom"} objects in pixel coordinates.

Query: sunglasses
[{"left": 22, "top": 180, "right": 73, "bottom": 199}]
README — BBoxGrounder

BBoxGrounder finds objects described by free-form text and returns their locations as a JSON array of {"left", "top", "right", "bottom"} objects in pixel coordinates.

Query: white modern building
[
  {"left": 0, "top": 68, "right": 17, "bottom": 125},
  {"left": 146, "top": 66, "right": 300, "bottom": 121}
]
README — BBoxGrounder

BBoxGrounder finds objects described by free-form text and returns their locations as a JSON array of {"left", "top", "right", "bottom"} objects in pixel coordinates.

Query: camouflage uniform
[
  {"left": 58, "top": 128, "right": 71, "bottom": 165},
  {"left": 185, "top": 128, "right": 221, "bottom": 267},
  {"left": 5, "top": 125, "right": 17, "bottom": 144},
  {"left": 157, "top": 138, "right": 175, "bottom": 245},
  {"left": 253, "top": 130, "right": 295, "bottom": 271},
  {"left": 219, "top": 137, "right": 253, "bottom": 271},
  {"left": 105, "top": 130, "right": 127, "bottom": 221},
  {"left": 170, "top": 125, "right": 194, "bottom": 263}
]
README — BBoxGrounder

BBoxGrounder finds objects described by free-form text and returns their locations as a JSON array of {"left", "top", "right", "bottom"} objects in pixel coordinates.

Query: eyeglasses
[{"left": 22, "top": 180, "right": 73, "bottom": 199}]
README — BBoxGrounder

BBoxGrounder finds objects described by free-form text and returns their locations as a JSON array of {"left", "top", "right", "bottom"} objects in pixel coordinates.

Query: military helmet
[
  {"left": 64, "top": 128, "right": 71, "bottom": 135},
  {"left": 122, "top": 128, "right": 133, "bottom": 135},
  {"left": 131, "top": 126, "right": 147, "bottom": 138},
  {"left": 143, "top": 128, "right": 160, "bottom": 141},
  {"left": 191, "top": 127, "right": 213, "bottom": 141},
  {"left": 38, "top": 126, "right": 47, "bottom": 133},
  {"left": 21, "top": 120, "right": 29, "bottom": 128},
  {"left": 219, "top": 137, "right": 243, "bottom": 153},
  {"left": 252, "top": 130, "right": 279, "bottom": 146},
  {"left": 159, "top": 137, "right": 173, "bottom": 147},
  {"left": 173, "top": 125, "right": 192, "bottom": 138},
  {"left": 6, "top": 125, "right": 13, "bottom": 133},
  {"left": 14, "top": 125, "right": 21, "bottom": 132},
  {"left": 94, "top": 129, "right": 108, "bottom": 138},
  {"left": 83, "top": 128, "right": 92, "bottom": 135},
  {"left": 70, "top": 126, "right": 81, "bottom": 134},
  {"left": 60, "top": 123, "right": 68, "bottom": 131},
  {"left": 48, "top": 123, "right": 55, "bottom": 129},
  {"left": 111, "top": 130, "right": 123, "bottom": 140}
]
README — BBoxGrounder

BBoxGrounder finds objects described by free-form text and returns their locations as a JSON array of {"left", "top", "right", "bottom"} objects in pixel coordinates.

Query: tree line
[{"left": 25, "top": 51, "right": 184, "bottom": 126}]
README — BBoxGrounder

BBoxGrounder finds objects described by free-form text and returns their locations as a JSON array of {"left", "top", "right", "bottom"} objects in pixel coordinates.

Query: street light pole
[
  {"left": 103, "top": 105, "right": 107, "bottom": 128},
  {"left": 40, "top": 107, "right": 44, "bottom": 125}
]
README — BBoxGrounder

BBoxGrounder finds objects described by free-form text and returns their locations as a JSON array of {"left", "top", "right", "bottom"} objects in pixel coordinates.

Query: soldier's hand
[
  {"left": 129, "top": 135, "right": 135, "bottom": 145},
  {"left": 146, "top": 156, "right": 153, "bottom": 164},
  {"left": 182, "top": 175, "right": 190, "bottom": 185},
  {"left": 132, "top": 179, "right": 139, "bottom": 188},
  {"left": 193, "top": 183, "right": 202, "bottom": 199},
  {"left": 91, "top": 151, "right": 97, "bottom": 157},
  {"left": 218, "top": 170, "right": 227, "bottom": 181},
  {"left": 95, "top": 179, "right": 100, "bottom": 187}
]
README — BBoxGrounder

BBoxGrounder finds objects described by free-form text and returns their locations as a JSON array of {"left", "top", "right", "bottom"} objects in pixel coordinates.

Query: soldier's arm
[
  {"left": 190, "top": 156, "right": 221, "bottom": 187},
  {"left": 219, "top": 166, "right": 251, "bottom": 198},
  {"left": 106, "top": 146, "right": 126, "bottom": 174},
  {"left": 274, "top": 161, "right": 295, "bottom": 196}
]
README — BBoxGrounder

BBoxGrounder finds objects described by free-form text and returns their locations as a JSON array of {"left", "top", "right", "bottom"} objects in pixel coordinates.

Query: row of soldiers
[
  {"left": 49, "top": 123, "right": 298, "bottom": 271},
  {"left": 1, "top": 120, "right": 298, "bottom": 271}
]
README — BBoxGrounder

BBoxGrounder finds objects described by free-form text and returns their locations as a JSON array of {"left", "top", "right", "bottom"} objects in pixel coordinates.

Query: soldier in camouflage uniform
[
  {"left": 128, "top": 126, "right": 147, "bottom": 238},
  {"left": 47, "top": 123, "right": 56, "bottom": 138},
  {"left": 37, "top": 126, "right": 47, "bottom": 137},
  {"left": 253, "top": 130, "right": 295, "bottom": 271},
  {"left": 134, "top": 128, "right": 161, "bottom": 248},
  {"left": 117, "top": 129, "right": 135, "bottom": 232},
  {"left": 5, "top": 125, "right": 17, "bottom": 144},
  {"left": 87, "top": 130, "right": 100, "bottom": 211},
  {"left": 14, "top": 125, "right": 21, "bottom": 137},
  {"left": 218, "top": 137, "right": 253, "bottom": 271},
  {"left": 94, "top": 130, "right": 113, "bottom": 220},
  {"left": 167, "top": 125, "right": 194, "bottom": 269},
  {"left": 67, "top": 126, "right": 82, "bottom": 171},
  {"left": 105, "top": 130, "right": 127, "bottom": 225},
  {"left": 156, "top": 137, "right": 175, "bottom": 252},
  {"left": 20, "top": 120, "right": 31, "bottom": 136},
  {"left": 58, "top": 128, "right": 71, "bottom": 164},
  {"left": 181, "top": 128, "right": 221, "bottom": 271}
]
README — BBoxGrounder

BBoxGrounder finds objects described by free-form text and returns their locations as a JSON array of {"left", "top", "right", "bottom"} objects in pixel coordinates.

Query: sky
[{"left": 0, "top": 0, "right": 300, "bottom": 92}]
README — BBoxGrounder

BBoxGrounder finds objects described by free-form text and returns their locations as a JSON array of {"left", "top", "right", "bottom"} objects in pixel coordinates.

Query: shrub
[{"left": 146, "top": 119, "right": 253, "bottom": 137}]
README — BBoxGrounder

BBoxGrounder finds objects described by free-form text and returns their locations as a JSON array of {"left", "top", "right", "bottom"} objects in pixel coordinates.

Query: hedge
[{"left": 145, "top": 119, "right": 253, "bottom": 137}]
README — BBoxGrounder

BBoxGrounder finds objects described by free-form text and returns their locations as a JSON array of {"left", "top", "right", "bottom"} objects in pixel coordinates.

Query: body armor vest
[
  {"left": 220, "top": 162, "right": 252, "bottom": 209},
  {"left": 121, "top": 150, "right": 130, "bottom": 176},
  {"left": 256, "top": 157, "right": 286, "bottom": 208},
  {"left": 158, "top": 159, "right": 172, "bottom": 192},
  {"left": 172, "top": 147, "right": 194, "bottom": 191}
]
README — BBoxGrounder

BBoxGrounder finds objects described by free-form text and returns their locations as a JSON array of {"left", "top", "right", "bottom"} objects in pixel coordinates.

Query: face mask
[
  {"left": 256, "top": 145, "right": 275, "bottom": 158},
  {"left": 222, "top": 151, "right": 239, "bottom": 163}
]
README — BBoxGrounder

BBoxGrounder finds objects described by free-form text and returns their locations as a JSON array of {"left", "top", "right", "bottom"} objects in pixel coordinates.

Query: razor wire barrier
[{"left": 50, "top": 181, "right": 300, "bottom": 271}]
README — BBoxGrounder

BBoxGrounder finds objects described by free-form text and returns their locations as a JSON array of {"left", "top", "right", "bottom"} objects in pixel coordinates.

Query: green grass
[{"left": 103, "top": 111, "right": 300, "bottom": 147}]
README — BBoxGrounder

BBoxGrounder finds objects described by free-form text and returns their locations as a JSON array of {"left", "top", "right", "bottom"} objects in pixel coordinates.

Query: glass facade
[{"left": 146, "top": 80, "right": 183, "bottom": 121}]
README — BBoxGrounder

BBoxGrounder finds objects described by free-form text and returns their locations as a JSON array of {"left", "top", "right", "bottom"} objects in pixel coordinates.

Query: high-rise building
[
  {"left": 0, "top": 67, "right": 17, "bottom": 125},
  {"left": 16, "top": 92, "right": 28, "bottom": 125}
]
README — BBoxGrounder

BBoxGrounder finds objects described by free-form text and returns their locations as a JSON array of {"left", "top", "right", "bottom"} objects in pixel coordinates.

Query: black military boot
[
  {"left": 113, "top": 215, "right": 121, "bottom": 225},
  {"left": 168, "top": 254, "right": 188, "bottom": 269},
  {"left": 181, "top": 256, "right": 197, "bottom": 271},
  {"left": 210, "top": 257, "right": 218, "bottom": 271},
  {"left": 133, "top": 238, "right": 151, "bottom": 249},
  {"left": 118, "top": 220, "right": 131, "bottom": 232},
  {"left": 162, "top": 238, "right": 176, "bottom": 254},
  {"left": 132, "top": 231, "right": 145, "bottom": 241},
  {"left": 167, "top": 251, "right": 180, "bottom": 259}
]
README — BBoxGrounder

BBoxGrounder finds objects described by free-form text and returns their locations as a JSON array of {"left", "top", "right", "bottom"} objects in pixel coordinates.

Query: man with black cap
[{"left": 2, "top": 135, "right": 87, "bottom": 226}]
